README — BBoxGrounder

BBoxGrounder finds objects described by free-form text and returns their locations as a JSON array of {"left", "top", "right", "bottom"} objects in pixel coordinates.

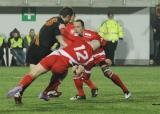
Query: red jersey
[
  {"left": 60, "top": 25, "right": 106, "bottom": 64},
  {"left": 82, "top": 29, "right": 106, "bottom": 55},
  {"left": 61, "top": 22, "right": 78, "bottom": 45},
  {"left": 40, "top": 38, "right": 94, "bottom": 73},
  {"left": 64, "top": 22, "right": 75, "bottom": 36},
  {"left": 58, "top": 38, "right": 93, "bottom": 65}
]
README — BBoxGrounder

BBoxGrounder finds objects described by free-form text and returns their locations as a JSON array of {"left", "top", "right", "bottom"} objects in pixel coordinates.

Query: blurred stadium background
[
  {"left": 0, "top": 0, "right": 160, "bottom": 114},
  {"left": 0, "top": 0, "right": 160, "bottom": 66}
]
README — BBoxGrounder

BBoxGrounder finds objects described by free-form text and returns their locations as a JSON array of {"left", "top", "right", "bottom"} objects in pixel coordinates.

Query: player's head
[
  {"left": 59, "top": 7, "right": 74, "bottom": 23},
  {"left": 74, "top": 19, "right": 85, "bottom": 35},
  {"left": 70, "top": 11, "right": 76, "bottom": 22}
]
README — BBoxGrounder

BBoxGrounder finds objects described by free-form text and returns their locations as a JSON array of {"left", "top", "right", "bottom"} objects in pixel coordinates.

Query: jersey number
[
  {"left": 74, "top": 45, "right": 88, "bottom": 61},
  {"left": 45, "top": 18, "right": 57, "bottom": 26}
]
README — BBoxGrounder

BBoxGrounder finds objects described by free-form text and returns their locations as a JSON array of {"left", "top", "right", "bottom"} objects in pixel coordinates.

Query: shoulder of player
[
  {"left": 45, "top": 16, "right": 64, "bottom": 27},
  {"left": 67, "top": 22, "right": 74, "bottom": 26},
  {"left": 57, "top": 16, "right": 65, "bottom": 23},
  {"left": 66, "top": 22, "right": 74, "bottom": 29}
]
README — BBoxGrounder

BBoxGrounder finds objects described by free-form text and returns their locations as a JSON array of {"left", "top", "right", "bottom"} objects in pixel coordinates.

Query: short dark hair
[
  {"left": 59, "top": 7, "right": 74, "bottom": 17},
  {"left": 75, "top": 19, "right": 85, "bottom": 27}
]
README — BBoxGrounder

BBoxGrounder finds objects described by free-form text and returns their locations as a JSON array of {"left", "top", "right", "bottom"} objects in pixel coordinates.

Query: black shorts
[{"left": 26, "top": 44, "right": 52, "bottom": 65}]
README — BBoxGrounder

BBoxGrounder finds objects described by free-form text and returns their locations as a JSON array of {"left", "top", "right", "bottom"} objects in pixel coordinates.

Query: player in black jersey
[
  {"left": 26, "top": 7, "right": 74, "bottom": 66},
  {"left": 13, "top": 7, "right": 74, "bottom": 104}
]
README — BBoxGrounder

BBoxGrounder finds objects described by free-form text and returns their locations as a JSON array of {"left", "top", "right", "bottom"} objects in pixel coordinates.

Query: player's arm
[
  {"left": 93, "top": 32, "right": 106, "bottom": 46},
  {"left": 56, "top": 35, "right": 67, "bottom": 47},
  {"left": 54, "top": 24, "right": 67, "bottom": 47},
  {"left": 88, "top": 40, "right": 101, "bottom": 51}
]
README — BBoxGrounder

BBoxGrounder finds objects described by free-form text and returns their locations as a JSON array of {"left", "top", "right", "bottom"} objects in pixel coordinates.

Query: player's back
[
  {"left": 38, "top": 16, "right": 64, "bottom": 49},
  {"left": 59, "top": 38, "right": 93, "bottom": 65}
]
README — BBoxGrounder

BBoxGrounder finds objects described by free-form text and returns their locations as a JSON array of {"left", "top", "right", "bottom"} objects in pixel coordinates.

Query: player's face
[
  {"left": 74, "top": 22, "right": 84, "bottom": 35},
  {"left": 70, "top": 15, "right": 76, "bottom": 22},
  {"left": 64, "top": 15, "right": 72, "bottom": 23}
]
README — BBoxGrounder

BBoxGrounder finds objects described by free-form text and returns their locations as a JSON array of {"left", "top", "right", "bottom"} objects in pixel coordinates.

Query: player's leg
[
  {"left": 70, "top": 75, "right": 86, "bottom": 100},
  {"left": 81, "top": 71, "right": 98, "bottom": 97},
  {"left": 71, "top": 64, "right": 98, "bottom": 100},
  {"left": 99, "top": 60, "right": 131, "bottom": 99},
  {"left": 11, "top": 63, "right": 37, "bottom": 104},
  {"left": 43, "top": 74, "right": 62, "bottom": 97},
  {"left": 39, "top": 55, "right": 70, "bottom": 101},
  {"left": 7, "top": 63, "right": 48, "bottom": 98},
  {"left": 39, "top": 70, "right": 68, "bottom": 101},
  {"left": 16, "top": 45, "right": 51, "bottom": 103},
  {"left": 71, "top": 74, "right": 98, "bottom": 100},
  {"left": 7, "top": 55, "right": 59, "bottom": 104},
  {"left": 47, "top": 70, "right": 68, "bottom": 97}
]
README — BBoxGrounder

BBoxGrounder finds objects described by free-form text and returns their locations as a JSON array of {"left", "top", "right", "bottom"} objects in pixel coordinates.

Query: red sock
[
  {"left": 109, "top": 73, "right": 128, "bottom": 93},
  {"left": 83, "top": 79, "right": 97, "bottom": 89},
  {"left": 81, "top": 73, "right": 97, "bottom": 90},
  {"left": 73, "top": 77, "right": 85, "bottom": 96},
  {"left": 18, "top": 74, "right": 33, "bottom": 87}
]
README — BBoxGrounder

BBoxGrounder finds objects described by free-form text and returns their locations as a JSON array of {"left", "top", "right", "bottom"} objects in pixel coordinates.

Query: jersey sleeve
[
  {"left": 60, "top": 27, "right": 78, "bottom": 42},
  {"left": 93, "top": 32, "right": 106, "bottom": 46}
]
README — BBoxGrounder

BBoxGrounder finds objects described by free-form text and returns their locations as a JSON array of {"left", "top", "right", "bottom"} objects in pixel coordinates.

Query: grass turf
[{"left": 0, "top": 66, "right": 160, "bottom": 114}]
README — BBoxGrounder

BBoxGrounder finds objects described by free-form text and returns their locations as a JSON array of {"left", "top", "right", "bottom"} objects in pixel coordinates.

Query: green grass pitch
[{"left": 0, "top": 66, "right": 160, "bottom": 114}]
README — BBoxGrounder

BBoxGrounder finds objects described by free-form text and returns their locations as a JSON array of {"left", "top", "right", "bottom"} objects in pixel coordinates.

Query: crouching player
[
  {"left": 7, "top": 35, "right": 103, "bottom": 104},
  {"left": 69, "top": 19, "right": 131, "bottom": 100}
]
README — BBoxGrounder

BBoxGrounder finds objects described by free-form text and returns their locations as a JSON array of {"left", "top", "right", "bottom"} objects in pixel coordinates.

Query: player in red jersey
[
  {"left": 41, "top": 19, "right": 131, "bottom": 100},
  {"left": 7, "top": 37, "right": 103, "bottom": 104},
  {"left": 40, "top": 16, "right": 99, "bottom": 100},
  {"left": 69, "top": 19, "right": 131, "bottom": 100}
]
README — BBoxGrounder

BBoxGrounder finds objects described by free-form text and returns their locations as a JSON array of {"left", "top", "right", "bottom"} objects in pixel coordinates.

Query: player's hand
[
  {"left": 105, "top": 59, "right": 112, "bottom": 66},
  {"left": 59, "top": 24, "right": 65, "bottom": 30},
  {"left": 72, "top": 65, "right": 84, "bottom": 76}
]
